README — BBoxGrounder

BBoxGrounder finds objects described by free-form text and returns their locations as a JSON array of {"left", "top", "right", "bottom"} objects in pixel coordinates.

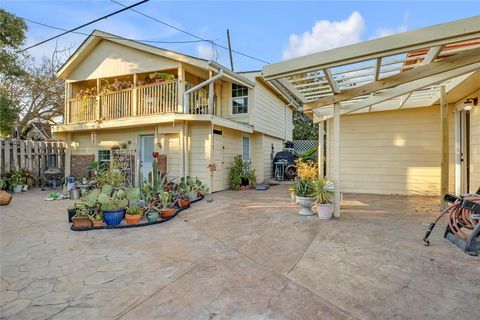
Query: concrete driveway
[{"left": 1, "top": 185, "right": 478, "bottom": 319}]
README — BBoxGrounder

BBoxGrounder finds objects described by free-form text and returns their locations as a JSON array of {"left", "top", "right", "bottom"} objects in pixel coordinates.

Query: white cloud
[{"left": 282, "top": 11, "right": 365, "bottom": 60}]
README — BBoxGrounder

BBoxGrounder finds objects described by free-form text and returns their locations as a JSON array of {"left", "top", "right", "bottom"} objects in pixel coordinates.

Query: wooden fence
[{"left": 0, "top": 139, "right": 65, "bottom": 186}]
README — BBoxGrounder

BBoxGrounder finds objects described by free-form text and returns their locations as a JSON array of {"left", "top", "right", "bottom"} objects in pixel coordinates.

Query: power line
[
  {"left": 110, "top": 0, "right": 270, "bottom": 65},
  {"left": 17, "top": 0, "right": 150, "bottom": 53},
  {"left": 21, "top": 17, "right": 210, "bottom": 44}
]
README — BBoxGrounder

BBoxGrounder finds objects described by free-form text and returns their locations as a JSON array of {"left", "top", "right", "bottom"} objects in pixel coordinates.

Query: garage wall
[
  {"left": 326, "top": 106, "right": 455, "bottom": 195},
  {"left": 263, "top": 135, "right": 284, "bottom": 181},
  {"left": 251, "top": 133, "right": 264, "bottom": 183}
]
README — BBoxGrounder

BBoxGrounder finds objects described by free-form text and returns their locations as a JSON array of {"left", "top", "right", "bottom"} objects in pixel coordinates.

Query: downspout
[{"left": 183, "top": 69, "right": 224, "bottom": 114}]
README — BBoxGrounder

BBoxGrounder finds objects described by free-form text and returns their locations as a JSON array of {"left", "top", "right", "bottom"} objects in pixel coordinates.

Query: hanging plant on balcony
[
  {"left": 75, "top": 87, "right": 98, "bottom": 119},
  {"left": 102, "top": 79, "right": 131, "bottom": 93},
  {"left": 148, "top": 72, "right": 175, "bottom": 84}
]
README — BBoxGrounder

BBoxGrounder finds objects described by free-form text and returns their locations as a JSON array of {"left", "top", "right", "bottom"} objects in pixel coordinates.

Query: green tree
[
  {"left": 292, "top": 108, "right": 318, "bottom": 140},
  {"left": 0, "top": 8, "right": 27, "bottom": 77},
  {"left": 0, "top": 90, "right": 18, "bottom": 136}
]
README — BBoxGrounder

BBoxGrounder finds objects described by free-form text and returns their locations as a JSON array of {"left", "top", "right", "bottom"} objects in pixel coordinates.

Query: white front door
[
  {"left": 455, "top": 110, "right": 471, "bottom": 194},
  {"left": 140, "top": 135, "right": 154, "bottom": 182}
]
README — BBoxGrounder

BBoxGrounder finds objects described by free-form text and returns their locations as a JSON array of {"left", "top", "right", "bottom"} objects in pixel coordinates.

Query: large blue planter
[{"left": 103, "top": 209, "right": 125, "bottom": 226}]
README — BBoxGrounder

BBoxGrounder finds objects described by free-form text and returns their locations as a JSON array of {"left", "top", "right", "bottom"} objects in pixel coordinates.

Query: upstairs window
[{"left": 232, "top": 83, "right": 248, "bottom": 114}]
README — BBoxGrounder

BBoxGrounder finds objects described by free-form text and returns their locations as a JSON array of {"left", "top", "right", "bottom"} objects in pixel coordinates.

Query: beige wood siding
[
  {"left": 70, "top": 127, "right": 154, "bottom": 155},
  {"left": 69, "top": 40, "right": 180, "bottom": 80},
  {"left": 188, "top": 123, "right": 210, "bottom": 188},
  {"left": 165, "top": 133, "right": 180, "bottom": 181},
  {"left": 326, "top": 107, "right": 455, "bottom": 195},
  {"left": 251, "top": 133, "right": 264, "bottom": 182},
  {"left": 220, "top": 82, "right": 250, "bottom": 124},
  {"left": 254, "top": 82, "right": 292, "bottom": 140},
  {"left": 263, "top": 135, "right": 284, "bottom": 181},
  {"left": 216, "top": 126, "right": 243, "bottom": 189},
  {"left": 470, "top": 91, "right": 480, "bottom": 191}
]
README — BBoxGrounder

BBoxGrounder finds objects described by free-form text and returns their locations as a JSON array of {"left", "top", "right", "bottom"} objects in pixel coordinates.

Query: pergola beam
[
  {"left": 304, "top": 47, "right": 480, "bottom": 111},
  {"left": 263, "top": 15, "right": 480, "bottom": 80},
  {"left": 341, "top": 61, "right": 480, "bottom": 115},
  {"left": 374, "top": 57, "right": 382, "bottom": 80},
  {"left": 422, "top": 45, "right": 443, "bottom": 65},
  {"left": 323, "top": 68, "right": 341, "bottom": 93}
]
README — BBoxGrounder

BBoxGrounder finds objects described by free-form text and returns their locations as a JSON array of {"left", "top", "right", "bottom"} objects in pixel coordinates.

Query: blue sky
[{"left": 3, "top": 0, "right": 480, "bottom": 71}]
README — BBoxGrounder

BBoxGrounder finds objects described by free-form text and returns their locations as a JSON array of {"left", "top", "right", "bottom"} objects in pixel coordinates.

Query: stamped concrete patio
[{"left": 1, "top": 185, "right": 479, "bottom": 319}]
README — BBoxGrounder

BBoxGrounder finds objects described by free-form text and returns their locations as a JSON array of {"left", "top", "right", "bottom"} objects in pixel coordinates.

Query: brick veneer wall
[{"left": 71, "top": 155, "right": 94, "bottom": 178}]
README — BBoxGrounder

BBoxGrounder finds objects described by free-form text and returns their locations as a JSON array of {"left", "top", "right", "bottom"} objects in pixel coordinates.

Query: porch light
[{"left": 463, "top": 97, "right": 478, "bottom": 111}]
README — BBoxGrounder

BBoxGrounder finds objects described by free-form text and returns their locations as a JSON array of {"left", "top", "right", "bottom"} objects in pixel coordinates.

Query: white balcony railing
[{"left": 67, "top": 80, "right": 216, "bottom": 124}]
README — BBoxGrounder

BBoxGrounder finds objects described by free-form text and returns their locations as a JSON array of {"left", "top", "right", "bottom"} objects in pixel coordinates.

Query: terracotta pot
[
  {"left": 125, "top": 213, "right": 142, "bottom": 224},
  {"left": 160, "top": 208, "right": 175, "bottom": 219},
  {"left": 92, "top": 220, "right": 103, "bottom": 227},
  {"left": 178, "top": 198, "right": 190, "bottom": 208},
  {"left": 72, "top": 216, "right": 93, "bottom": 228}
]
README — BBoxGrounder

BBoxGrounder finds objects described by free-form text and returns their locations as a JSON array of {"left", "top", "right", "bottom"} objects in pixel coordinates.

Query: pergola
[{"left": 262, "top": 16, "right": 480, "bottom": 217}]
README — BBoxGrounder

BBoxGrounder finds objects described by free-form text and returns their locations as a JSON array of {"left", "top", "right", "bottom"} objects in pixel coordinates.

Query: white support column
[
  {"left": 132, "top": 74, "right": 138, "bottom": 117},
  {"left": 208, "top": 70, "right": 214, "bottom": 115},
  {"left": 318, "top": 121, "right": 325, "bottom": 178},
  {"left": 454, "top": 110, "right": 462, "bottom": 195},
  {"left": 440, "top": 85, "right": 449, "bottom": 206},
  {"left": 96, "top": 78, "right": 101, "bottom": 120},
  {"left": 178, "top": 65, "right": 185, "bottom": 113},
  {"left": 333, "top": 102, "right": 341, "bottom": 218},
  {"left": 64, "top": 133, "right": 72, "bottom": 178}
]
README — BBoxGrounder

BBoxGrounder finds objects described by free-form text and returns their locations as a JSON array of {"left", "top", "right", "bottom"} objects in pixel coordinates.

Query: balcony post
[
  {"left": 132, "top": 74, "right": 138, "bottom": 117},
  {"left": 177, "top": 65, "right": 185, "bottom": 113},
  {"left": 208, "top": 70, "right": 214, "bottom": 115},
  {"left": 64, "top": 82, "right": 70, "bottom": 124},
  {"left": 96, "top": 78, "right": 101, "bottom": 120}
]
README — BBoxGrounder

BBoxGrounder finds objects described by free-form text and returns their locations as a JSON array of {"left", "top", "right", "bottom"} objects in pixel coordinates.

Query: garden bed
[{"left": 70, "top": 195, "right": 203, "bottom": 231}]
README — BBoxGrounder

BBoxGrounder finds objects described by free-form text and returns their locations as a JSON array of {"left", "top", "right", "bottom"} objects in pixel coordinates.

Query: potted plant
[
  {"left": 72, "top": 208, "right": 93, "bottom": 228},
  {"left": 67, "top": 202, "right": 78, "bottom": 223},
  {"left": 312, "top": 179, "right": 335, "bottom": 219},
  {"left": 294, "top": 179, "right": 315, "bottom": 216},
  {"left": 89, "top": 212, "right": 104, "bottom": 227},
  {"left": 97, "top": 187, "right": 128, "bottom": 226},
  {"left": 9, "top": 170, "right": 23, "bottom": 193},
  {"left": 125, "top": 205, "right": 143, "bottom": 224},
  {"left": 158, "top": 190, "right": 174, "bottom": 219}
]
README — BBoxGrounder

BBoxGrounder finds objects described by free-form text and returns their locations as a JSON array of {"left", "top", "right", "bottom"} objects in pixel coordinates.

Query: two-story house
[{"left": 52, "top": 30, "right": 300, "bottom": 192}]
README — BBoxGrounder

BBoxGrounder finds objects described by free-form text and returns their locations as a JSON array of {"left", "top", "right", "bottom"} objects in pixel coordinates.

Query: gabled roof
[{"left": 57, "top": 30, "right": 255, "bottom": 87}]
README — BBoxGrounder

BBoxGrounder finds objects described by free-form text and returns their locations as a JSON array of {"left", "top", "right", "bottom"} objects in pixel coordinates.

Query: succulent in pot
[
  {"left": 97, "top": 189, "right": 128, "bottom": 226},
  {"left": 72, "top": 208, "right": 93, "bottom": 228},
  {"left": 125, "top": 205, "right": 143, "bottom": 224},
  {"left": 158, "top": 190, "right": 174, "bottom": 219},
  {"left": 293, "top": 179, "right": 315, "bottom": 216},
  {"left": 89, "top": 212, "right": 104, "bottom": 227},
  {"left": 312, "top": 179, "right": 334, "bottom": 219}
]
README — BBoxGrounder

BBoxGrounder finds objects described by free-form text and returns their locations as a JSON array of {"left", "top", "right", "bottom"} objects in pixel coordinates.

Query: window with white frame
[
  {"left": 98, "top": 150, "right": 111, "bottom": 170},
  {"left": 242, "top": 136, "right": 250, "bottom": 161},
  {"left": 232, "top": 83, "right": 248, "bottom": 114}
]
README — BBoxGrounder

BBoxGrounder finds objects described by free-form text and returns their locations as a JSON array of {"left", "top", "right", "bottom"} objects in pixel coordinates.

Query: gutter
[
  {"left": 208, "top": 61, "right": 255, "bottom": 88},
  {"left": 183, "top": 69, "right": 224, "bottom": 113}
]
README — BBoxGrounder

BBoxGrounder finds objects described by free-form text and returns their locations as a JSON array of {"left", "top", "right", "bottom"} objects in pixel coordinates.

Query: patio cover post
[
  {"left": 440, "top": 85, "right": 449, "bottom": 207},
  {"left": 333, "top": 102, "right": 341, "bottom": 217},
  {"left": 318, "top": 121, "right": 325, "bottom": 178}
]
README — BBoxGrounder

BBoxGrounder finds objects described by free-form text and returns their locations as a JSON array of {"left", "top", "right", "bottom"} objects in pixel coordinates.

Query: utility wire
[
  {"left": 21, "top": 17, "right": 210, "bottom": 44},
  {"left": 17, "top": 0, "right": 150, "bottom": 53},
  {"left": 110, "top": 0, "right": 270, "bottom": 64}
]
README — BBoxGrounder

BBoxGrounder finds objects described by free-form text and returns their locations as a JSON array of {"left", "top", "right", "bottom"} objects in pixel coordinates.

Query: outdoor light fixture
[{"left": 463, "top": 97, "right": 478, "bottom": 111}]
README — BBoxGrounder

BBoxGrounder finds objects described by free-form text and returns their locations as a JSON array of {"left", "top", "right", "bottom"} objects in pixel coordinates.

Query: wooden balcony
[{"left": 66, "top": 80, "right": 211, "bottom": 124}]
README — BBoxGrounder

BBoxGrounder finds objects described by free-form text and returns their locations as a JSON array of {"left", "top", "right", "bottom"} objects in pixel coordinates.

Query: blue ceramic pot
[
  {"left": 103, "top": 209, "right": 125, "bottom": 226},
  {"left": 67, "top": 208, "right": 77, "bottom": 223},
  {"left": 146, "top": 211, "right": 159, "bottom": 222}
]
